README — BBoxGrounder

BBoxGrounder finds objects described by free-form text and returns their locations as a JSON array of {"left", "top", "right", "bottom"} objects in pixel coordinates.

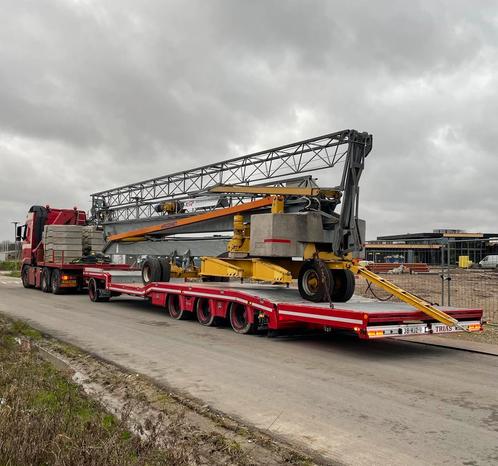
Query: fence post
[
  {"left": 440, "top": 243, "right": 445, "bottom": 306},
  {"left": 447, "top": 240, "right": 451, "bottom": 306}
]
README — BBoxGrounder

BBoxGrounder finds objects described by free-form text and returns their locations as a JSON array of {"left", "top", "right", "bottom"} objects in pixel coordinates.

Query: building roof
[{"left": 365, "top": 243, "right": 441, "bottom": 249}]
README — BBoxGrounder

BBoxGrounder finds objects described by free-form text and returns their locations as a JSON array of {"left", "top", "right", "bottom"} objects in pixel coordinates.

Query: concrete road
[{"left": 1, "top": 276, "right": 497, "bottom": 465}]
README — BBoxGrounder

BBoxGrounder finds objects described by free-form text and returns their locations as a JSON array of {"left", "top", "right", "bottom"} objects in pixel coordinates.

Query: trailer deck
[{"left": 84, "top": 268, "right": 483, "bottom": 339}]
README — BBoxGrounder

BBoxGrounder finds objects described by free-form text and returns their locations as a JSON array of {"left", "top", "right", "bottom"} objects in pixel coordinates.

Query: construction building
[{"left": 365, "top": 229, "right": 498, "bottom": 265}]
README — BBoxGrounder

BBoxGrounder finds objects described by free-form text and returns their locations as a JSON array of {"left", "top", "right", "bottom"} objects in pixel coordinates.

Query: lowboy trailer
[{"left": 83, "top": 268, "right": 483, "bottom": 339}]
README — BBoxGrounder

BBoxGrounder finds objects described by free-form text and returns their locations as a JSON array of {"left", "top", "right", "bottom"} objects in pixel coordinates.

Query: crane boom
[{"left": 91, "top": 129, "right": 371, "bottom": 223}]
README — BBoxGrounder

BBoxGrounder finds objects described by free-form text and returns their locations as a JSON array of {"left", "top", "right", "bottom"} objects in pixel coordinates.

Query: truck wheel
[
  {"left": 167, "top": 294, "right": 188, "bottom": 320},
  {"left": 158, "top": 257, "right": 171, "bottom": 282},
  {"left": 330, "top": 269, "right": 355, "bottom": 302},
  {"left": 142, "top": 257, "right": 162, "bottom": 284},
  {"left": 298, "top": 260, "right": 330, "bottom": 302},
  {"left": 196, "top": 298, "right": 218, "bottom": 326},
  {"left": 21, "top": 265, "right": 32, "bottom": 288},
  {"left": 88, "top": 278, "right": 110, "bottom": 302},
  {"left": 40, "top": 267, "right": 52, "bottom": 293},
  {"left": 229, "top": 303, "right": 255, "bottom": 334},
  {"left": 51, "top": 269, "right": 63, "bottom": 295}
]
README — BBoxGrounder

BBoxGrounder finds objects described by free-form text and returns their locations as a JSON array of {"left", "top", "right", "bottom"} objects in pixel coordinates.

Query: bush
[{"left": 0, "top": 261, "right": 20, "bottom": 271}]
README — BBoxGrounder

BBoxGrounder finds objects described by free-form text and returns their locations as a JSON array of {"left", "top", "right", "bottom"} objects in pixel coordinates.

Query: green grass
[
  {"left": 0, "top": 260, "right": 20, "bottom": 271},
  {"left": 0, "top": 320, "right": 187, "bottom": 465}
]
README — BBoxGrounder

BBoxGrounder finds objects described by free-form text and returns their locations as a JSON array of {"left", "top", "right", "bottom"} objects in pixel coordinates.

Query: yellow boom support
[{"left": 349, "top": 264, "right": 460, "bottom": 327}]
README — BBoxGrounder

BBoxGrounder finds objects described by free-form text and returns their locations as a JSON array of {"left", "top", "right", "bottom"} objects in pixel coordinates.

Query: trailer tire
[
  {"left": 40, "top": 267, "right": 52, "bottom": 293},
  {"left": 51, "top": 269, "right": 63, "bottom": 295},
  {"left": 167, "top": 294, "right": 188, "bottom": 320},
  {"left": 88, "top": 278, "right": 110, "bottom": 302},
  {"left": 158, "top": 258, "right": 171, "bottom": 282},
  {"left": 142, "top": 257, "right": 162, "bottom": 284},
  {"left": 298, "top": 260, "right": 328, "bottom": 302},
  {"left": 330, "top": 269, "right": 355, "bottom": 302},
  {"left": 21, "top": 265, "right": 32, "bottom": 288},
  {"left": 229, "top": 303, "right": 256, "bottom": 334},
  {"left": 196, "top": 298, "right": 219, "bottom": 326}
]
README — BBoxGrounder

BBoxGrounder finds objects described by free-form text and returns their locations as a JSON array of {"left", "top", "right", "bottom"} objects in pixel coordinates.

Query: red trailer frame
[{"left": 83, "top": 268, "right": 483, "bottom": 339}]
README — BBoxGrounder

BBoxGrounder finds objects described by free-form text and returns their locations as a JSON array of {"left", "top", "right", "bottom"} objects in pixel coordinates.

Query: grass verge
[
  {"left": 0, "top": 260, "right": 19, "bottom": 271},
  {"left": 0, "top": 320, "right": 195, "bottom": 465}
]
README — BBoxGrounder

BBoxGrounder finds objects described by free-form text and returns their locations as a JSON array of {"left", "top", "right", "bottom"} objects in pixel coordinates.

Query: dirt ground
[
  {"left": 356, "top": 268, "right": 498, "bottom": 322},
  {"left": 1, "top": 315, "right": 316, "bottom": 466}
]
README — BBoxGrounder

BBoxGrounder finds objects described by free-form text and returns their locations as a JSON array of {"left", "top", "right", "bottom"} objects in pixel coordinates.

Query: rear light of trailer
[
  {"left": 367, "top": 330, "right": 384, "bottom": 338},
  {"left": 467, "top": 323, "right": 482, "bottom": 332}
]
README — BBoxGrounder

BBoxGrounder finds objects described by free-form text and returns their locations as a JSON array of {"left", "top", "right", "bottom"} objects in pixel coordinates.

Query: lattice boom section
[{"left": 91, "top": 129, "right": 371, "bottom": 222}]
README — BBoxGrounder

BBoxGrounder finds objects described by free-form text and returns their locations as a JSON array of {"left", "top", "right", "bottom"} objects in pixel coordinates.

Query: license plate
[{"left": 402, "top": 325, "right": 427, "bottom": 335}]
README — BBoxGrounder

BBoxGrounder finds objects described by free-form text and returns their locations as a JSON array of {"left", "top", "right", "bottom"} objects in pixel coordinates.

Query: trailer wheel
[
  {"left": 167, "top": 294, "right": 188, "bottom": 320},
  {"left": 196, "top": 298, "right": 218, "bottom": 326},
  {"left": 330, "top": 269, "right": 355, "bottom": 302},
  {"left": 158, "top": 258, "right": 171, "bottom": 282},
  {"left": 40, "top": 267, "right": 52, "bottom": 293},
  {"left": 229, "top": 303, "right": 255, "bottom": 334},
  {"left": 298, "top": 260, "right": 331, "bottom": 302},
  {"left": 88, "top": 278, "right": 110, "bottom": 303},
  {"left": 51, "top": 269, "right": 63, "bottom": 295},
  {"left": 21, "top": 265, "right": 32, "bottom": 288},
  {"left": 142, "top": 257, "right": 162, "bottom": 284}
]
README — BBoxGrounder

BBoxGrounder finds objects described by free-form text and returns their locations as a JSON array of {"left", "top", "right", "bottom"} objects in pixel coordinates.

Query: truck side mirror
[{"left": 16, "top": 225, "right": 25, "bottom": 241}]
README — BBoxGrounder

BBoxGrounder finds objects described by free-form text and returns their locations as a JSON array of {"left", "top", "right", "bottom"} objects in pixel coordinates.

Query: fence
[{"left": 356, "top": 266, "right": 498, "bottom": 323}]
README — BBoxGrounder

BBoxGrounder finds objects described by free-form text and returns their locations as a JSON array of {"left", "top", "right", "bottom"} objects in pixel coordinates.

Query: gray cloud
[{"left": 1, "top": 0, "right": 497, "bottom": 241}]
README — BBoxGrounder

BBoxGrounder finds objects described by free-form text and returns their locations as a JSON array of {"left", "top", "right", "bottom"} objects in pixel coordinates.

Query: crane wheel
[
  {"left": 298, "top": 260, "right": 332, "bottom": 302},
  {"left": 196, "top": 298, "right": 219, "bottom": 326},
  {"left": 167, "top": 294, "right": 188, "bottom": 320},
  {"left": 158, "top": 257, "right": 171, "bottom": 282},
  {"left": 329, "top": 269, "right": 355, "bottom": 302},
  {"left": 229, "top": 303, "right": 256, "bottom": 334},
  {"left": 40, "top": 267, "right": 52, "bottom": 293},
  {"left": 142, "top": 257, "right": 162, "bottom": 284}
]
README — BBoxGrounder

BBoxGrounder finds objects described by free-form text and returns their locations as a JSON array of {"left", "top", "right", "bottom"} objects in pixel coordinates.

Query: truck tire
[
  {"left": 21, "top": 265, "right": 32, "bottom": 288},
  {"left": 158, "top": 257, "right": 171, "bottom": 282},
  {"left": 229, "top": 303, "right": 256, "bottom": 334},
  {"left": 298, "top": 260, "right": 331, "bottom": 302},
  {"left": 142, "top": 257, "right": 162, "bottom": 285},
  {"left": 51, "top": 269, "right": 63, "bottom": 295},
  {"left": 88, "top": 278, "right": 110, "bottom": 302},
  {"left": 330, "top": 269, "right": 355, "bottom": 302},
  {"left": 167, "top": 294, "right": 188, "bottom": 320},
  {"left": 40, "top": 267, "right": 52, "bottom": 293}
]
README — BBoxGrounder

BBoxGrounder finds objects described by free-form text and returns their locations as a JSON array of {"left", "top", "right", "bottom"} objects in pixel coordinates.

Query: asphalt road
[{"left": 1, "top": 276, "right": 497, "bottom": 465}]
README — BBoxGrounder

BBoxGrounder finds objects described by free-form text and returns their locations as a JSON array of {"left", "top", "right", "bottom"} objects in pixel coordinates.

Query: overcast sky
[{"left": 1, "top": 0, "right": 497, "bottom": 242}]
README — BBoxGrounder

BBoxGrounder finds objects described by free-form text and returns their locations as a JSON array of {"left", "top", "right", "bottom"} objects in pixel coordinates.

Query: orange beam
[{"left": 108, "top": 197, "right": 273, "bottom": 242}]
